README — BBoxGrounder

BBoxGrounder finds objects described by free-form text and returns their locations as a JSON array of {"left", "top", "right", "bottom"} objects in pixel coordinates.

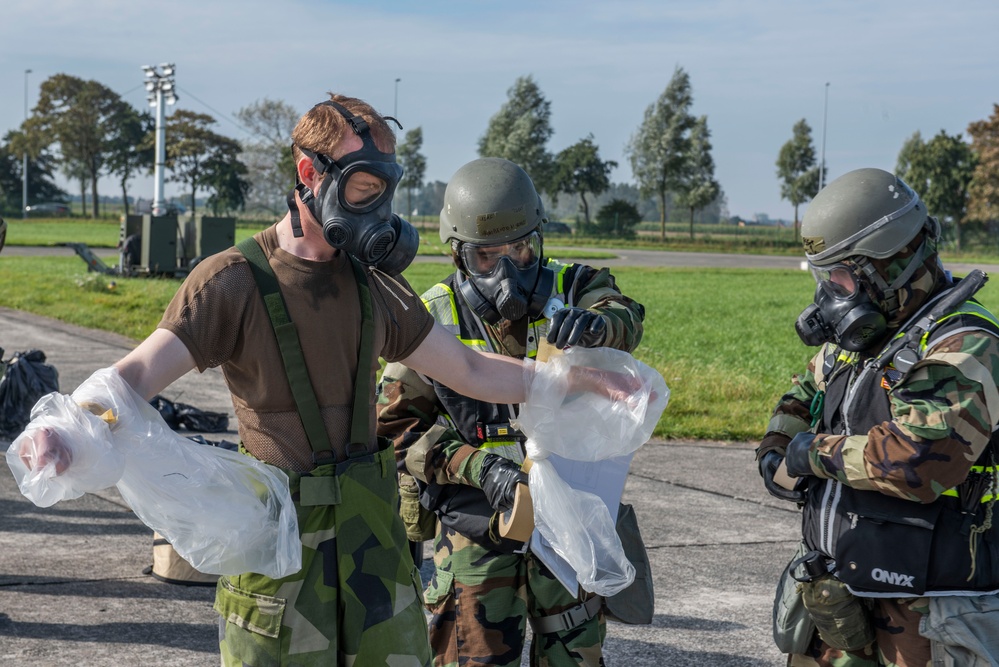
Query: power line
[{"left": 175, "top": 85, "right": 262, "bottom": 140}]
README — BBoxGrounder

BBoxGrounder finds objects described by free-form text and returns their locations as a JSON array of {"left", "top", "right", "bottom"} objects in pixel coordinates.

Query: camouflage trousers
[
  {"left": 215, "top": 443, "right": 432, "bottom": 667},
  {"left": 788, "top": 597, "right": 930, "bottom": 667},
  {"left": 423, "top": 524, "right": 606, "bottom": 667}
]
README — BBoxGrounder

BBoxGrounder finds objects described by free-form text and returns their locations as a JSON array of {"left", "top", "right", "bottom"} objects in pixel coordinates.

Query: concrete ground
[{"left": 0, "top": 306, "right": 798, "bottom": 666}]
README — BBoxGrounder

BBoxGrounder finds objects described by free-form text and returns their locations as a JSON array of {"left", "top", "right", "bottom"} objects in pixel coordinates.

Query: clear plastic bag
[
  {"left": 6, "top": 367, "right": 301, "bottom": 579},
  {"left": 529, "top": 458, "right": 635, "bottom": 596},
  {"left": 516, "top": 347, "right": 668, "bottom": 596},
  {"left": 519, "top": 347, "right": 668, "bottom": 463}
]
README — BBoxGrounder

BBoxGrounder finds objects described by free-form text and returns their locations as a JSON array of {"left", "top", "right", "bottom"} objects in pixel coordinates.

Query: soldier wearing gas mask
[
  {"left": 757, "top": 168, "right": 999, "bottom": 665},
  {"left": 377, "top": 157, "right": 645, "bottom": 667}
]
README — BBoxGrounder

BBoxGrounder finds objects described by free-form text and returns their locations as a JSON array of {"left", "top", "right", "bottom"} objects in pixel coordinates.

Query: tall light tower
[
  {"left": 394, "top": 77, "right": 401, "bottom": 118},
  {"left": 22, "top": 69, "right": 32, "bottom": 219},
  {"left": 142, "top": 63, "right": 178, "bottom": 216},
  {"left": 819, "top": 82, "right": 830, "bottom": 190}
]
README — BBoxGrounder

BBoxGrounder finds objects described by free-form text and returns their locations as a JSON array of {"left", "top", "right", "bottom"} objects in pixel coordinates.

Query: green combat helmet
[
  {"left": 801, "top": 167, "right": 929, "bottom": 267},
  {"left": 439, "top": 157, "right": 547, "bottom": 245}
]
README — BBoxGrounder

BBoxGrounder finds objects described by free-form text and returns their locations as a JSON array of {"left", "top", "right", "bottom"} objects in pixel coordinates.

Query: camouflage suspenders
[{"left": 237, "top": 236, "right": 375, "bottom": 461}]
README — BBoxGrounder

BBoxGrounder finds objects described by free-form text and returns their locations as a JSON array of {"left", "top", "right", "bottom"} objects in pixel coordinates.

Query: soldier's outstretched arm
[{"left": 402, "top": 322, "right": 643, "bottom": 407}]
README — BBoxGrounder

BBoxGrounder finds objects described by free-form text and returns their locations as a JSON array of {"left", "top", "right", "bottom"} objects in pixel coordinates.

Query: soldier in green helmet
[
  {"left": 377, "top": 157, "right": 645, "bottom": 667},
  {"left": 757, "top": 168, "right": 999, "bottom": 665}
]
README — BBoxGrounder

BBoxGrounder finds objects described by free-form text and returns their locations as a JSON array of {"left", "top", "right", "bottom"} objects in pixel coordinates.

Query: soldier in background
[
  {"left": 377, "top": 157, "right": 645, "bottom": 666},
  {"left": 758, "top": 168, "right": 999, "bottom": 665}
]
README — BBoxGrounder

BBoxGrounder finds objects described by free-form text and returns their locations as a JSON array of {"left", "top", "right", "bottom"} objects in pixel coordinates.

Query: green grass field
[{"left": 4, "top": 221, "right": 999, "bottom": 442}]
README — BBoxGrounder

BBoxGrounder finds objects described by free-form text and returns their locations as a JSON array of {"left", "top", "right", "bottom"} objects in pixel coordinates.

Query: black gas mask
[
  {"left": 289, "top": 100, "right": 418, "bottom": 275},
  {"left": 456, "top": 230, "right": 555, "bottom": 324},
  {"left": 795, "top": 262, "right": 887, "bottom": 352}
]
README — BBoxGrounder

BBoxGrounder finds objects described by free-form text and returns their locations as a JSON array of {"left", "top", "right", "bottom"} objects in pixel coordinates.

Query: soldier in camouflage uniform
[
  {"left": 757, "top": 168, "right": 999, "bottom": 666},
  {"left": 19, "top": 100, "right": 641, "bottom": 667},
  {"left": 377, "top": 158, "right": 645, "bottom": 667}
]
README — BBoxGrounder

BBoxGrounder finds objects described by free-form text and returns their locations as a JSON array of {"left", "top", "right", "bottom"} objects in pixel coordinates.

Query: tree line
[
  {"left": 0, "top": 67, "right": 727, "bottom": 240},
  {"left": 776, "top": 106, "right": 999, "bottom": 250}
]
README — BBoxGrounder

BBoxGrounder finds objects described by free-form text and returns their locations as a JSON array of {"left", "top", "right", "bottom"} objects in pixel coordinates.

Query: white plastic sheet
[
  {"left": 517, "top": 347, "right": 668, "bottom": 596},
  {"left": 6, "top": 367, "right": 301, "bottom": 578}
]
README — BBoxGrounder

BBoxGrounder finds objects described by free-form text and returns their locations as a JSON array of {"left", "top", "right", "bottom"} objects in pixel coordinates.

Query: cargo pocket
[
  {"left": 214, "top": 576, "right": 286, "bottom": 666},
  {"left": 423, "top": 568, "right": 454, "bottom": 613}
]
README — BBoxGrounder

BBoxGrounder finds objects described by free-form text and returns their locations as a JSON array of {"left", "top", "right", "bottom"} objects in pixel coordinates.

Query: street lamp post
[
  {"left": 142, "top": 63, "right": 178, "bottom": 216},
  {"left": 819, "top": 82, "right": 830, "bottom": 190},
  {"left": 22, "top": 69, "right": 32, "bottom": 219},
  {"left": 394, "top": 78, "right": 401, "bottom": 118}
]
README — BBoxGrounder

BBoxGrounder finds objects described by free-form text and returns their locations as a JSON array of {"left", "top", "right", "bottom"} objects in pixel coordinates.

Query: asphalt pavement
[{"left": 0, "top": 305, "right": 801, "bottom": 666}]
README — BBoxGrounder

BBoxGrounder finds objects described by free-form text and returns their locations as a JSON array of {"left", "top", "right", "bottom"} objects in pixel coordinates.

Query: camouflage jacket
[
  {"left": 766, "top": 298, "right": 999, "bottom": 504},
  {"left": 377, "top": 258, "right": 644, "bottom": 490},
  {"left": 768, "top": 287, "right": 999, "bottom": 594}
]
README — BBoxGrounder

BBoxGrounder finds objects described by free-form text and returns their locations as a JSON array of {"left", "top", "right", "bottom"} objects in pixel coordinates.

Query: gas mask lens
[
  {"left": 810, "top": 263, "right": 858, "bottom": 298},
  {"left": 460, "top": 231, "right": 541, "bottom": 277},
  {"left": 341, "top": 170, "right": 389, "bottom": 210}
]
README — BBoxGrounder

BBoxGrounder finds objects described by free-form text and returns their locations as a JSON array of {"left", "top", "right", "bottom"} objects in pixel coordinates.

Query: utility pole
[
  {"left": 142, "top": 64, "right": 178, "bottom": 216},
  {"left": 22, "top": 69, "right": 32, "bottom": 219},
  {"left": 394, "top": 77, "right": 401, "bottom": 118},
  {"left": 819, "top": 82, "right": 830, "bottom": 190}
]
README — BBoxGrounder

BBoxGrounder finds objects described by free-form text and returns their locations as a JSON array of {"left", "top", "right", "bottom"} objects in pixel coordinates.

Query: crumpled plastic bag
[
  {"left": 0, "top": 349, "right": 60, "bottom": 442},
  {"left": 6, "top": 366, "right": 301, "bottom": 579},
  {"left": 517, "top": 347, "right": 668, "bottom": 596}
]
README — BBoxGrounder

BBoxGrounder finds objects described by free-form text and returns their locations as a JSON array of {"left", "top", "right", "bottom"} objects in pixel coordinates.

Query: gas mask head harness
[
  {"left": 287, "top": 100, "right": 418, "bottom": 275},
  {"left": 455, "top": 230, "right": 555, "bottom": 325}
]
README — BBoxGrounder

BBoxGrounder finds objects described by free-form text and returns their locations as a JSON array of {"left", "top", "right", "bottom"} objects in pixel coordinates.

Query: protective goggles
[
  {"left": 459, "top": 231, "right": 542, "bottom": 277},
  {"left": 808, "top": 261, "right": 861, "bottom": 297}
]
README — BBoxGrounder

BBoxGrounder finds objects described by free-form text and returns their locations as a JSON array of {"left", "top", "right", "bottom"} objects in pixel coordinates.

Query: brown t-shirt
[{"left": 159, "top": 225, "right": 434, "bottom": 471}]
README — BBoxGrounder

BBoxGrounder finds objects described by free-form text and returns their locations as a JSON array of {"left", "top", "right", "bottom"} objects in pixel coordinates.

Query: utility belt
[{"left": 803, "top": 476, "right": 999, "bottom": 597}]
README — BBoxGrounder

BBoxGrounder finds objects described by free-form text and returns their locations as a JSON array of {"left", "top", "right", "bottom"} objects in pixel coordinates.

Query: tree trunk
[
  {"left": 580, "top": 193, "right": 590, "bottom": 226},
  {"left": 121, "top": 180, "right": 130, "bottom": 216},
  {"left": 79, "top": 179, "right": 87, "bottom": 216},
  {"left": 689, "top": 207, "right": 695, "bottom": 240},
  {"left": 794, "top": 203, "right": 800, "bottom": 244},
  {"left": 659, "top": 190, "right": 667, "bottom": 242},
  {"left": 90, "top": 165, "right": 100, "bottom": 219}
]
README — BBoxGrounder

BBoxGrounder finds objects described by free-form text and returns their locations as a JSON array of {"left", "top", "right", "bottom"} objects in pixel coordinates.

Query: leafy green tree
[
  {"left": 396, "top": 126, "right": 426, "bottom": 216},
  {"left": 903, "top": 130, "right": 976, "bottom": 251},
  {"left": 550, "top": 134, "right": 616, "bottom": 231},
  {"left": 0, "top": 131, "right": 65, "bottom": 215},
  {"left": 105, "top": 106, "right": 154, "bottom": 216},
  {"left": 776, "top": 119, "right": 821, "bottom": 242},
  {"left": 968, "top": 105, "right": 999, "bottom": 226},
  {"left": 478, "top": 75, "right": 554, "bottom": 192},
  {"left": 203, "top": 152, "right": 251, "bottom": 215},
  {"left": 594, "top": 198, "right": 641, "bottom": 239},
  {"left": 235, "top": 98, "right": 299, "bottom": 214},
  {"left": 25, "top": 74, "right": 130, "bottom": 218},
  {"left": 165, "top": 109, "right": 249, "bottom": 218},
  {"left": 676, "top": 116, "right": 720, "bottom": 239},
  {"left": 895, "top": 131, "right": 924, "bottom": 182},
  {"left": 626, "top": 66, "right": 697, "bottom": 240}
]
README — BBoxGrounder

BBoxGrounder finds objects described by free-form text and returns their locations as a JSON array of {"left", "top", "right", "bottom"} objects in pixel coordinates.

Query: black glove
[
  {"left": 784, "top": 432, "right": 816, "bottom": 478},
  {"left": 478, "top": 454, "right": 528, "bottom": 513},
  {"left": 547, "top": 307, "right": 608, "bottom": 349},
  {"left": 759, "top": 450, "right": 805, "bottom": 503}
]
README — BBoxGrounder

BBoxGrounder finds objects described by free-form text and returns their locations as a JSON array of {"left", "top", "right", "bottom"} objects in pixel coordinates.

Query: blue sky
[{"left": 2, "top": 0, "right": 998, "bottom": 220}]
